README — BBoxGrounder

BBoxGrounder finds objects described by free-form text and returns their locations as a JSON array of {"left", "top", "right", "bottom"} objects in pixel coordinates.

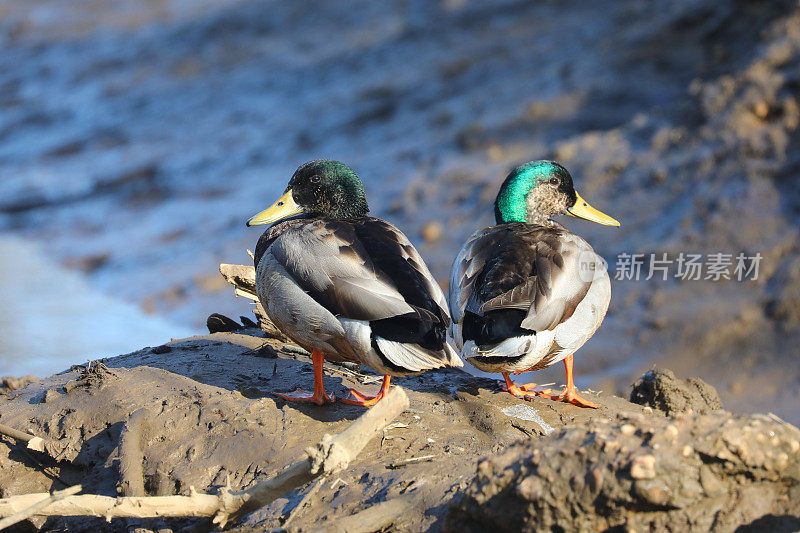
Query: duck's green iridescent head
[
  {"left": 247, "top": 159, "right": 369, "bottom": 226},
  {"left": 494, "top": 160, "right": 620, "bottom": 227}
]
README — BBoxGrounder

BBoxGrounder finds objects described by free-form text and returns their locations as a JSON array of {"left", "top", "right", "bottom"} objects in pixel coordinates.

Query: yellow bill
[
  {"left": 567, "top": 192, "right": 620, "bottom": 227},
  {"left": 246, "top": 190, "right": 303, "bottom": 226}
]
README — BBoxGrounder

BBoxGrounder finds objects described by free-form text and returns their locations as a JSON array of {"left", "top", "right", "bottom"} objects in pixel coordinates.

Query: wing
[
  {"left": 450, "top": 223, "right": 595, "bottom": 332},
  {"left": 350, "top": 217, "right": 450, "bottom": 326},
  {"left": 270, "top": 218, "right": 446, "bottom": 324},
  {"left": 449, "top": 225, "right": 508, "bottom": 324}
]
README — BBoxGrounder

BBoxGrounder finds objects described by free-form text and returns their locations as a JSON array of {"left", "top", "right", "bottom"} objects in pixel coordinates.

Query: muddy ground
[
  {"left": 2, "top": 0, "right": 800, "bottom": 424},
  {"left": 0, "top": 327, "right": 797, "bottom": 532}
]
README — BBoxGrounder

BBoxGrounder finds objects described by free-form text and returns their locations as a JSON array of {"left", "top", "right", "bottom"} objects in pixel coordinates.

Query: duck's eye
[
  {"left": 310, "top": 175, "right": 321, "bottom": 183},
  {"left": 549, "top": 177, "right": 559, "bottom": 185}
]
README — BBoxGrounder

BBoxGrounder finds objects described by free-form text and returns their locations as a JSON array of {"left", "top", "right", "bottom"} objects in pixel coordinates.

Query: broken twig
[
  {"left": 0, "top": 422, "right": 72, "bottom": 463},
  {"left": 0, "top": 423, "right": 48, "bottom": 453},
  {"left": 387, "top": 454, "right": 437, "bottom": 469}
]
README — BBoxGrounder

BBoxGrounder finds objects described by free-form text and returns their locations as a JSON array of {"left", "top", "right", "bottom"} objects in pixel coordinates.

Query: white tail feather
[{"left": 374, "top": 337, "right": 459, "bottom": 372}]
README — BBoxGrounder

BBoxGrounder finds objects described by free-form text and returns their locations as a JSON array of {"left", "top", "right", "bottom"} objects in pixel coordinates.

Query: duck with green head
[
  {"left": 247, "top": 159, "right": 461, "bottom": 407},
  {"left": 449, "top": 160, "right": 619, "bottom": 408}
]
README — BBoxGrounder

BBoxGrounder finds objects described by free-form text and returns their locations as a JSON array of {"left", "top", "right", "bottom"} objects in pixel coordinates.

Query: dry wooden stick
[
  {"left": 0, "top": 422, "right": 62, "bottom": 461},
  {"left": 0, "top": 387, "right": 410, "bottom": 528},
  {"left": 0, "top": 423, "right": 48, "bottom": 453},
  {"left": 219, "top": 385, "right": 409, "bottom": 525},
  {"left": 387, "top": 454, "right": 437, "bottom": 469},
  {"left": 0, "top": 484, "right": 82, "bottom": 530},
  {"left": 219, "top": 263, "right": 288, "bottom": 340}
]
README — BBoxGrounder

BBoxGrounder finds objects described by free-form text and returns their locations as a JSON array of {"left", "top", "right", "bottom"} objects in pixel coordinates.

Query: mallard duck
[
  {"left": 448, "top": 161, "right": 619, "bottom": 408},
  {"left": 246, "top": 159, "right": 462, "bottom": 406}
]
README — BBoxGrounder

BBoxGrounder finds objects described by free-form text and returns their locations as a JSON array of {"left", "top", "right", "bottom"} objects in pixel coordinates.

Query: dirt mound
[
  {"left": 1, "top": 330, "right": 798, "bottom": 531},
  {"left": 630, "top": 368, "right": 723, "bottom": 415},
  {"left": 0, "top": 329, "right": 637, "bottom": 531},
  {"left": 446, "top": 410, "right": 800, "bottom": 532}
]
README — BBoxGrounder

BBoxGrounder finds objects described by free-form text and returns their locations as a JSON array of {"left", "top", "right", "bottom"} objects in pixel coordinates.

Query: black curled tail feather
[
  {"left": 462, "top": 309, "right": 530, "bottom": 347},
  {"left": 369, "top": 313, "right": 448, "bottom": 354}
]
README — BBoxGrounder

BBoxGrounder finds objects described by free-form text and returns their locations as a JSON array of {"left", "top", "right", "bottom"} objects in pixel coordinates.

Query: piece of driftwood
[
  {"left": 0, "top": 422, "right": 75, "bottom": 463},
  {"left": 0, "top": 485, "right": 82, "bottom": 530},
  {"left": 0, "top": 387, "right": 410, "bottom": 528},
  {"left": 0, "top": 423, "right": 50, "bottom": 454},
  {"left": 219, "top": 263, "right": 288, "bottom": 341},
  {"left": 219, "top": 264, "right": 257, "bottom": 296}
]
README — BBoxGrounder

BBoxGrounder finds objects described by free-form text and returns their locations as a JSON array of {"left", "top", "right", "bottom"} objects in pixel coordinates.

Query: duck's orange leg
[
  {"left": 275, "top": 349, "right": 335, "bottom": 405},
  {"left": 500, "top": 372, "right": 543, "bottom": 399},
  {"left": 341, "top": 375, "right": 391, "bottom": 407},
  {"left": 544, "top": 354, "right": 598, "bottom": 408}
]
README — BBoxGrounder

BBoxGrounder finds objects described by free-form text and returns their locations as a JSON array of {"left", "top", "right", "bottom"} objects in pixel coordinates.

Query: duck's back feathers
[
  {"left": 450, "top": 222, "right": 606, "bottom": 368},
  {"left": 258, "top": 217, "right": 460, "bottom": 373},
  {"left": 269, "top": 218, "right": 448, "bottom": 324}
]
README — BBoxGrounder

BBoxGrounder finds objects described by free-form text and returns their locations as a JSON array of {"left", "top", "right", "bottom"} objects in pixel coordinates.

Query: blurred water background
[
  {"left": 0, "top": 235, "right": 193, "bottom": 376},
  {"left": 1, "top": 0, "right": 799, "bottom": 420}
]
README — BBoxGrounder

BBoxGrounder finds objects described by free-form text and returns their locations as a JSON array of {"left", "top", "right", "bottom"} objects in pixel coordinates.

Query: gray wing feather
[
  {"left": 271, "top": 220, "right": 416, "bottom": 321},
  {"left": 519, "top": 234, "right": 594, "bottom": 331},
  {"left": 378, "top": 221, "right": 451, "bottom": 322}
]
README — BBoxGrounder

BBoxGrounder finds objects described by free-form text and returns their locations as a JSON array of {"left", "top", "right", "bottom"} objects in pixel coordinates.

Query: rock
[
  {"left": 150, "top": 344, "right": 172, "bottom": 355},
  {"left": 206, "top": 312, "right": 243, "bottom": 333},
  {"left": 630, "top": 369, "right": 723, "bottom": 415},
  {"left": 446, "top": 411, "right": 800, "bottom": 532},
  {"left": 0, "top": 375, "right": 39, "bottom": 392},
  {"left": 629, "top": 454, "right": 656, "bottom": 479}
]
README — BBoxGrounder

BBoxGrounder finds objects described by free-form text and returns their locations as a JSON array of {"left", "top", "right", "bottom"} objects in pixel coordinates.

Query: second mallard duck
[
  {"left": 247, "top": 160, "right": 461, "bottom": 407},
  {"left": 449, "top": 161, "right": 619, "bottom": 408}
]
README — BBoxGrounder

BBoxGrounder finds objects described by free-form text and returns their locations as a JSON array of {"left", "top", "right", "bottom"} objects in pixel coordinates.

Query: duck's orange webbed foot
[
  {"left": 340, "top": 375, "right": 391, "bottom": 407},
  {"left": 275, "top": 389, "right": 336, "bottom": 405},
  {"left": 544, "top": 386, "right": 598, "bottom": 409},
  {"left": 275, "top": 349, "right": 336, "bottom": 406},
  {"left": 540, "top": 354, "right": 599, "bottom": 409},
  {"left": 500, "top": 372, "right": 546, "bottom": 400}
]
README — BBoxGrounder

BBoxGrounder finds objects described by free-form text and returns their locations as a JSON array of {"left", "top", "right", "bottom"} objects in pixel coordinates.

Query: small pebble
[
  {"left": 630, "top": 455, "right": 656, "bottom": 479},
  {"left": 421, "top": 221, "right": 443, "bottom": 243},
  {"left": 43, "top": 389, "right": 60, "bottom": 403}
]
